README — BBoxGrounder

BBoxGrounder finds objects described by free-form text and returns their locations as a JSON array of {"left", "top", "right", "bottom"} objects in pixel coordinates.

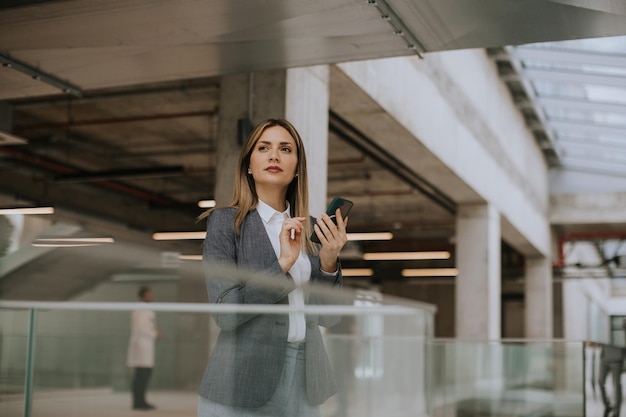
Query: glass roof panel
[
  {"left": 532, "top": 80, "right": 626, "bottom": 105},
  {"left": 525, "top": 36, "right": 626, "bottom": 54},
  {"left": 584, "top": 85, "right": 626, "bottom": 104},
  {"left": 555, "top": 131, "right": 626, "bottom": 148},
  {"left": 531, "top": 80, "right": 586, "bottom": 99},
  {"left": 523, "top": 60, "right": 626, "bottom": 77},
  {"left": 544, "top": 108, "right": 626, "bottom": 127},
  {"left": 514, "top": 36, "right": 626, "bottom": 177}
]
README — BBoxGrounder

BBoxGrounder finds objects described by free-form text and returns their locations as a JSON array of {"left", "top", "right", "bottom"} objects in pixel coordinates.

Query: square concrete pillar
[
  {"left": 525, "top": 256, "right": 553, "bottom": 338},
  {"left": 455, "top": 203, "right": 501, "bottom": 339}
]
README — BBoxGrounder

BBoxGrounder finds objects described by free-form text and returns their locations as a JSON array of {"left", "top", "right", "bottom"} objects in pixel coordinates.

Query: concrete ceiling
[{"left": 3, "top": 0, "right": 626, "bottom": 298}]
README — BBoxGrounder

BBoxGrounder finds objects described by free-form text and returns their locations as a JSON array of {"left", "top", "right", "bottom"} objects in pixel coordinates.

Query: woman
[{"left": 198, "top": 118, "right": 349, "bottom": 417}]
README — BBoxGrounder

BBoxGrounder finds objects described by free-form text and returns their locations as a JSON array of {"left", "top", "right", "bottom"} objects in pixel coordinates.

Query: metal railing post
[{"left": 23, "top": 308, "right": 37, "bottom": 417}]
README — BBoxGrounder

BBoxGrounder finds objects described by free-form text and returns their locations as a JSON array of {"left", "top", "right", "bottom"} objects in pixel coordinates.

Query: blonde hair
[{"left": 200, "top": 118, "right": 315, "bottom": 254}]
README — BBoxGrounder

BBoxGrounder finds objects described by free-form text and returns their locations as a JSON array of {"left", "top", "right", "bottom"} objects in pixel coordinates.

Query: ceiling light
[
  {"left": 342, "top": 268, "right": 374, "bottom": 277},
  {"left": 0, "top": 130, "right": 28, "bottom": 145},
  {"left": 179, "top": 255, "right": 202, "bottom": 261},
  {"left": 152, "top": 231, "right": 206, "bottom": 240},
  {"left": 347, "top": 232, "right": 393, "bottom": 241},
  {"left": 363, "top": 251, "right": 450, "bottom": 261},
  {"left": 35, "top": 237, "right": 114, "bottom": 243},
  {"left": 198, "top": 200, "right": 216, "bottom": 208},
  {"left": 0, "top": 206, "right": 54, "bottom": 215},
  {"left": 401, "top": 268, "right": 458, "bottom": 277},
  {"left": 32, "top": 243, "right": 99, "bottom": 248}
]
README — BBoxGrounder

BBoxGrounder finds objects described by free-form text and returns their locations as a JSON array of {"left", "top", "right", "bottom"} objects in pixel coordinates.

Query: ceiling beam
[
  {"left": 0, "top": 52, "right": 82, "bottom": 97},
  {"left": 0, "top": 170, "right": 202, "bottom": 234}
]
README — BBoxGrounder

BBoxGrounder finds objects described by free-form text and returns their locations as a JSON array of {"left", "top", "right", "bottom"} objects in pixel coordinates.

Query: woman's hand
[
  {"left": 278, "top": 216, "right": 306, "bottom": 273},
  {"left": 315, "top": 208, "right": 349, "bottom": 273}
]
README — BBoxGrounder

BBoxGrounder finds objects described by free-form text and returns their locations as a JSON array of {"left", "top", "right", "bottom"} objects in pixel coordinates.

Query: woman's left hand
[{"left": 315, "top": 208, "right": 349, "bottom": 273}]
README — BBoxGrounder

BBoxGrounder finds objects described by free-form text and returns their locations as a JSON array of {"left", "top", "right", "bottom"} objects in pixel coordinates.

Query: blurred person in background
[{"left": 127, "top": 286, "right": 160, "bottom": 411}]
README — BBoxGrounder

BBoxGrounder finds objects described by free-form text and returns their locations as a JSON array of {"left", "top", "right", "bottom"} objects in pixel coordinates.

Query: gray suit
[{"left": 198, "top": 208, "right": 342, "bottom": 408}]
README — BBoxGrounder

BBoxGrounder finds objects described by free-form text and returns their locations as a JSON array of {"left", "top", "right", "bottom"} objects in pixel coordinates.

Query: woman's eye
[
  {"left": 281, "top": 147, "right": 292, "bottom": 153},
  {"left": 257, "top": 145, "right": 268, "bottom": 151}
]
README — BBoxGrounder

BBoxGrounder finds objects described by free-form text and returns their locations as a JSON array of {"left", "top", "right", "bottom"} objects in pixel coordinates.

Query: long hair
[{"left": 200, "top": 118, "right": 315, "bottom": 254}]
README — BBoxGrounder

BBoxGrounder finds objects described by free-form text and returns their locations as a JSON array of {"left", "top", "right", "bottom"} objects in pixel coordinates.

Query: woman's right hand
[{"left": 277, "top": 216, "right": 306, "bottom": 273}]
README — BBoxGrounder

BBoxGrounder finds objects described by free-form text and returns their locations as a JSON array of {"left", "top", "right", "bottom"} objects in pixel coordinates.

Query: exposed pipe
[
  {"left": 0, "top": 146, "right": 177, "bottom": 205},
  {"left": 554, "top": 231, "right": 626, "bottom": 268},
  {"left": 329, "top": 110, "right": 456, "bottom": 214},
  {"left": 15, "top": 110, "right": 216, "bottom": 131}
]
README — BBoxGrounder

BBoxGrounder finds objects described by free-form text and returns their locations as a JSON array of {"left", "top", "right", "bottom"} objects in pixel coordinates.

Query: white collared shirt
[{"left": 257, "top": 199, "right": 311, "bottom": 342}]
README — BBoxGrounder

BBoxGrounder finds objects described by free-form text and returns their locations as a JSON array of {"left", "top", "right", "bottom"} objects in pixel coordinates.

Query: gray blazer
[{"left": 198, "top": 207, "right": 342, "bottom": 408}]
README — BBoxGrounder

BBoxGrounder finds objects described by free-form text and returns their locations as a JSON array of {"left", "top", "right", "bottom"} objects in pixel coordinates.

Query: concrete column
[
  {"left": 0, "top": 102, "right": 12, "bottom": 131},
  {"left": 214, "top": 74, "right": 251, "bottom": 206},
  {"left": 456, "top": 203, "right": 501, "bottom": 339},
  {"left": 525, "top": 256, "right": 553, "bottom": 338},
  {"left": 285, "top": 66, "right": 330, "bottom": 216}
]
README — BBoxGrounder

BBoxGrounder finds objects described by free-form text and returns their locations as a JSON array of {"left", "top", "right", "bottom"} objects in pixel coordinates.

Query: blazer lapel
[{"left": 240, "top": 209, "right": 281, "bottom": 269}]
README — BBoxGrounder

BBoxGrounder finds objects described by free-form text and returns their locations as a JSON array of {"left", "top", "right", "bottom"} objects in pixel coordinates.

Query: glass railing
[
  {"left": 427, "top": 339, "right": 585, "bottom": 417},
  {"left": 0, "top": 275, "right": 434, "bottom": 417},
  {"left": 2, "top": 302, "right": 594, "bottom": 417},
  {"left": 583, "top": 342, "right": 626, "bottom": 417},
  {"left": 0, "top": 259, "right": 593, "bottom": 417}
]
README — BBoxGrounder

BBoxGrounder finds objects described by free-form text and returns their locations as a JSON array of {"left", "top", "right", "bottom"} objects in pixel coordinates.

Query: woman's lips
[{"left": 265, "top": 166, "right": 283, "bottom": 173}]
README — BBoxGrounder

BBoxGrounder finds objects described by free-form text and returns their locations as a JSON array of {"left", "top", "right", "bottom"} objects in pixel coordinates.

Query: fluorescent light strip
[
  {"left": 0, "top": 207, "right": 54, "bottom": 215},
  {"left": 401, "top": 268, "right": 458, "bottom": 277},
  {"left": 363, "top": 251, "right": 450, "bottom": 261},
  {"left": 36, "top": 237, "right": 114, "bottom": 243},
  {"left": 152, "top": 231, "right": 206, "bottom": 240},
  {"left": 179, "top": 255, "right": 202, "bottom": 261},
  {"left": 0, "top": 130, "right": 28, "bottom": 145},
  {"left": 32, "top": 243, "right": 99, "bottom": 248},
  {"left": 347, "top": 232, "right": 393, "bottom": 241},
  {"left": 198, "top": 200, "right": 216, "bottom": 208},
  {"left": 342, "top": 268, "right": 374, "bottom": 277}
]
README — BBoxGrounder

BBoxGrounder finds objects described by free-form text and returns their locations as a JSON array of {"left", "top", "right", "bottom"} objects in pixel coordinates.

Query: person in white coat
[{"left": 127, "top": 286, "right": 159, "bottom": 410}]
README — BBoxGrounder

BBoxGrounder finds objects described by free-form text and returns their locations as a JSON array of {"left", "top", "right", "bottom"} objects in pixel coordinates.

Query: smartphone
[{"left": 310, "top": 197, "right": 353, "bottom": 244}]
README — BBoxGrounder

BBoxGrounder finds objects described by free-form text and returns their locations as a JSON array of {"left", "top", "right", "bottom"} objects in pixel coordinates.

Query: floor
[
  {"left": 0, "top": 389, "right": 198, "bottom": 417},
  {"left": 1, "top": 387, "right": 607, "bottom": 417}
]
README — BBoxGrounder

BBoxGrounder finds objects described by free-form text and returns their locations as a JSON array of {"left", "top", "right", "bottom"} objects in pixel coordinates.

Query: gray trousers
[
  {"left": 599, "top": 360, "right": 623, "bottom": 416},
  {"left": 198, "top": 343, "right": 321, "bottom": 417}
]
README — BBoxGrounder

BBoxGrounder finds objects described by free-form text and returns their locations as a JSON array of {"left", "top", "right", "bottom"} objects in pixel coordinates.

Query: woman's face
[{"left": 248, "top": 125, "right": 298, "bottom": 194}]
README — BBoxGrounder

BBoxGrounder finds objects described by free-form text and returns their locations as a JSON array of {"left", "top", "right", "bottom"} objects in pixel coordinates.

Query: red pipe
[
  {"left": 554, "top": 231, "right": 626, "bottom": 268},
  {"left": 0, "top": 147, "right": 175, "bottom": 205},
  {"left": 15, "top": 110, "right": 216, "bottom": 131}
]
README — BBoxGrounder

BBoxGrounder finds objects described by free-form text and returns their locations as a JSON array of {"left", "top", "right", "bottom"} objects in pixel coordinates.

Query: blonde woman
[{"left": 198, "top": 118, "right": 348, "bottom": 417}]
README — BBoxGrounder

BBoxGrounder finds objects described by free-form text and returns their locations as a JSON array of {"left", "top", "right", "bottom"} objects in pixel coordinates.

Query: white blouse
[{"left": 256, "top": 200, "right": 311, "bottom": 342}]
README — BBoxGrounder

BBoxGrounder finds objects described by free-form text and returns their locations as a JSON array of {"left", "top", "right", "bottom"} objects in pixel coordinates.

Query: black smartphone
[{"left": 310, "top": 197, "right": 353, "bottom": 244}]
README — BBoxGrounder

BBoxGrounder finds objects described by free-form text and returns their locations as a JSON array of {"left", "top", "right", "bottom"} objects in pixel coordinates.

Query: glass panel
[
  {"left": 0, "top": 309, "right": 30, "bottom": 417},
  {"left": 523, "top": 59, "right": 626, "bottom": 77},
  {"left": 532, "top": 80, "right": 586, "bottom": 99},
  {"left": 555, "top": 132, "right": 626, "bottom": 149},
  {"left": 544, "top": 108, "right": 626, "bottom": 127},
  {"left": 528, "top": 35, "right": 626, "bottom": 55},
  {"left": 428, "top": 340, "right": 585, "bottom": 417},
  {"left": 0, "top": 280, "right": 434, "bottom": 417},
  {"left": 585, "top": 85, "right": 626, "bottom": 105}
]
